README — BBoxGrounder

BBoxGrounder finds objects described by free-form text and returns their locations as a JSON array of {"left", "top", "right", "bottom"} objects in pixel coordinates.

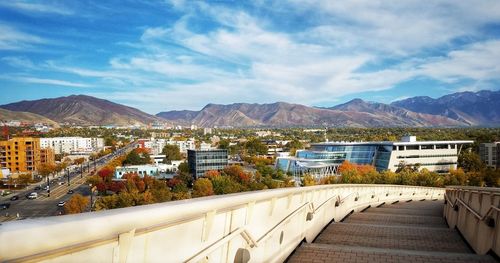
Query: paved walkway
[{"left": 288, "top": 200, "right": 496, "bottom": 263}]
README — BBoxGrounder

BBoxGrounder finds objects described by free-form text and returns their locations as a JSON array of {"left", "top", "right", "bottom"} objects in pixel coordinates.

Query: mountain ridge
[{"left": 0, "top": 95, "right": 162, "bottom": 126}]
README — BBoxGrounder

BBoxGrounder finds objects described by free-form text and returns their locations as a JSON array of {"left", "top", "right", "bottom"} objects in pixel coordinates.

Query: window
[
  {"left": 406, "top": 145, "right": 419, "bottom": 150},
  {"left": 398, "top": 146, "right": 404, "bottom": 151},
  {"left": 421, "top": 145, "right": 434, "bottom": 150}
]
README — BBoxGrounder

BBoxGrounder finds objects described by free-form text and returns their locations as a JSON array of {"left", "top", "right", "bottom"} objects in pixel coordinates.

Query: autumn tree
[
  {"left": 204, "top": 170, "right": 221, "bottom": 179},
  {"left": 192, "top": 178, "right": 214, "bottom": 198},
  {"left": 17, "top": 173, "right": 32, "bottom": 187},
  {"left": 64, "top": 194, "right": 89, "bottom": 214}
]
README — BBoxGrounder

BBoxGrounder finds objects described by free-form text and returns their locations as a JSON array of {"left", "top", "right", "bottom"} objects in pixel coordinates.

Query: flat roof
[{"left": 312, "top": 140, "right": 474, "bottom": 146}]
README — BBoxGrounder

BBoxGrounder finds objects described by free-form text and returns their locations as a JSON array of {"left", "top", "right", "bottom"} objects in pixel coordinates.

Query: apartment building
[
  {"left": 40, "top": 137, "right": 104, "bottom": 155},
  {"left": 0, "top": 137, "right": 55, "bottom": 175}
]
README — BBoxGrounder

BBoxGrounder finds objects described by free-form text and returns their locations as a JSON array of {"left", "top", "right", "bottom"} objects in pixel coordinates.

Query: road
[{"left": 0, "top": 143, "right": 136, "bottom": 222}]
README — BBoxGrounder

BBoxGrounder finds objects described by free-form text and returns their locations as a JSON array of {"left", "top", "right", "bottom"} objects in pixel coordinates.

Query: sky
[{"left": 1, "top": 0, "right": 500, "bottom": 114}]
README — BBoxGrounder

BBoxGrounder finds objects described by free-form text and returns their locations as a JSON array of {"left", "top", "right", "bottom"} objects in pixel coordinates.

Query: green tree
[
  {"left": 218, "top": 139, "right": 230, "bottom": 149},
  {"left": 244, "top": 138, "right": 268, "bottom": 155},
  {"left": 211, "top": 176, "right": 241, "bottom": 194},
  {"left": 458, "top": 151, "right": 484, "bottom": 172},
  {"left": 162, "top": 145, "right": 182, "bottom": 163}
]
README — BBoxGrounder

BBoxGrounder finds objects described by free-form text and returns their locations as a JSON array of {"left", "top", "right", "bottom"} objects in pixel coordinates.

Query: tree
[
  {"left": 302, "top": 174, "right": 316, "bottom": 186},
  {"left": 218, "top": 139, "right": 230, "bottom": 149},
  {"left": 37, "top": 163, "right": 56, "bottom": 194},
  {"left": 64, "top": 194, "right": 89, "bottom": 214},
  {"left": 123, "top": 150, "right": 150, "bottom": 165},
  {"left": 193, "top": 178, "right": 214, "bottom": 198},
  {"left": 212, "top": 176, "right": 241, "bottom": 195},
  {"left": 178, "top": 161, "right": 189, "bottom": 174},
  {"left": 162, "top": 145, "right": 182, "bottom": 163},
  {"left": 17, "top": 173, "right": 32, "bottom": 187},
  {"left": 458, "top": 151, "right": 484, "bottom": 173},
  {"left": 244, "top": 138, "right": 268, "bottom": 156},
  {"left": 204, "top": 170, "right": 221, "bottom": 179}
]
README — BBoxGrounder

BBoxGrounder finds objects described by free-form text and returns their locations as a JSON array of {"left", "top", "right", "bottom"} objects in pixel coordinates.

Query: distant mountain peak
[{"left": 0, "top": 94, "right": 162, "bottom": 126}]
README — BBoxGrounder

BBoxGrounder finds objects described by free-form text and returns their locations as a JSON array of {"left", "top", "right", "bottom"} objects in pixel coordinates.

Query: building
[
  {"left": 188, "top": 149, "right": 228, "bottom": 178},
  {"left": 115, "top": 163, "right": 181, "bottom": 179},
  {"left": 0, "top": 137, "right": 55, "bottom": 175},
  {"left": 276, "top": 136, "right": 473, "bottom": 181},
  {"left": 40, "top": 137, "right": 104, "bottom": 155},
  {"left": 479, "top": 142, "right": 500, "bottom": 169}
]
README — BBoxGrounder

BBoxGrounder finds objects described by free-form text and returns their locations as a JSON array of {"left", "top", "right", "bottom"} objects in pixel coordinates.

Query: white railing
[
  {"left": 444, "top": 186, "right": 500, "bottom": 255},
  {"left": 0, "top": 184, "right": 444, "bottom": 263}
]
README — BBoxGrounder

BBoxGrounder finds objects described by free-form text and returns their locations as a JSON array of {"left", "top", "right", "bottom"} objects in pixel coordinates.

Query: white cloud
[
  {"left": 418, "top": 40, "right": 500, "bottom": 83},
  {"left": 0, "top": 1, "right": 73, "bottom": 15},
  {"left": 0, "top": 25, "right": 45, "bottom": 50},
  {"left": 31, "top": 1, "right": 500, "bottom": 113},
  {"left": 15, "top": 77, "right": 91, "bottom": 88},
  {"left": 1, "top": 56, "right": 36, "bottom": 69}
]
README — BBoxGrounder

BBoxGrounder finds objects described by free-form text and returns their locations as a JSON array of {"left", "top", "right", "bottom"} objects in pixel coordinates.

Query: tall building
[
  {"left": 40, "top": 137, "right": 104, "bottom": 155},
  {"left": 277, "top": 136, "right": 473, "bottom": 180},
  {"left": 479, "top": 142, "right": 500, "bottom": 169},
  {"left": 187, "top": 149, "right": 228, "bottom": 178},
  {"left": 0, "top": 137, "right": 55, "bottom": 175}
]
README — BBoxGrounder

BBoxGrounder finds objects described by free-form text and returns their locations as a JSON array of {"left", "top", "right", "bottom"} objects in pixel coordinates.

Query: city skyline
[{"left": 1, "top": 1, "right": 500, "bottom": 114}]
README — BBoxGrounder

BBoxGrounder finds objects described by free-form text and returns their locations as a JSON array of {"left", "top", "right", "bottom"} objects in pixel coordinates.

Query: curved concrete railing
[
  {"left": 444, "top": 186, "right": 500, "bottom": 256},
  {"left": 0, "top": 184, "right": 444, "bottom": 263}
]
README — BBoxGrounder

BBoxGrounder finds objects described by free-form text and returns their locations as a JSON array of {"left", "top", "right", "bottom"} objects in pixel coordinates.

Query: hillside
[{"left": 0, "top": 95, "right": 161, "bottom": 126}]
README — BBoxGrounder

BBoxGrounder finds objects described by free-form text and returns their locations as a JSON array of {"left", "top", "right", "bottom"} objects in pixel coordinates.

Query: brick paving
[{"left": 288, "top": 200, "right": 496, "bottom": 263}]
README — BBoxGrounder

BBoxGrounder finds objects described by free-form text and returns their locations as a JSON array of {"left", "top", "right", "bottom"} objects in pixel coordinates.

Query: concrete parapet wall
[
  {"left": 444, "top": 186, "right": 500, "bottom": 256},
  {"left": 0, "top": 184, "right": 444, "bottom": 263}
]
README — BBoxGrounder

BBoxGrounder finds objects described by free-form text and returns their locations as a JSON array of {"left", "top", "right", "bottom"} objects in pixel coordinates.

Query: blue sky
[{"left": 1, "top": 0, "right": 500, "bottom": 114}]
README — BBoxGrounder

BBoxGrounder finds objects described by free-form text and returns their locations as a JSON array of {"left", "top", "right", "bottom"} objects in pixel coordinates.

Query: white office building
[
  {"left": 277, "top": 136, "right": 473, "bottom": 181},
  {"left": 40, "top": 137, "right": 105, "bottom": 155}
]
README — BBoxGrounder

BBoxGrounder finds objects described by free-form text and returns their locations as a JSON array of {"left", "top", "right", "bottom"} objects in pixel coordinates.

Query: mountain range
[
  {"left": 1, "top": 90, "right": 499, "bottom": 128},
  {"left": 0, "top": 95, "right": 161, "bottom": 126},
  {"left": 391, "top": 90, "right": 500, "bottom": 126}
]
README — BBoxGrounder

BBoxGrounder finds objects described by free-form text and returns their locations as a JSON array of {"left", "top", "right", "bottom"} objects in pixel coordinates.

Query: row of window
[
  {"left": 394, "top": 162, "right": 457, "bottom": 167},
  {"left": 393, "top": 144, "right": 456, "bottom": 151},
  {"left": 397, "top": 154, "right": 457, "bottom": 159}
]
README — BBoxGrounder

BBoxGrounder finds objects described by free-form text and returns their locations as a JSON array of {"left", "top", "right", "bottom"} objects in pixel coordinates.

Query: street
[{"left": 0, "top": 143, "right": 135, "bottom": 222}]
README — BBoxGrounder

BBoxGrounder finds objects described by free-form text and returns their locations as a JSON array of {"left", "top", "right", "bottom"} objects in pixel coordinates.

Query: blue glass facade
[{"left": 296, "top": 143, "right": 394, "bottom": 171}]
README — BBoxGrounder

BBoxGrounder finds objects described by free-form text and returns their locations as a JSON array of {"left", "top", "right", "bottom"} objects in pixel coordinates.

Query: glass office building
[
  {"left": 188, "top": 149, "right": 228, "bottom": 178},
  {"left": 277, "top": 136, "right": 473, "bottom": 181}
]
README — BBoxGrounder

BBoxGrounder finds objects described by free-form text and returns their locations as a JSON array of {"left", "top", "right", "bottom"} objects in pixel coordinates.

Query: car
[
  {"left": 10, "top": 195, "right": 19, "bottom": 201},
  {"left": 0, "top": 203, "right": 10, "bottom": 209},
  {"left": 27, "top": 192, "right": 38, "bottom": 199},
  {"left": 58, "top": 182, "right": 65, "bottom": 186},
  {"left": 57, "top": 201, "right": 66, "bottom": 207},
  {"left": 67, "top": 190, "right": 74, "bottom": 194},
  {"left": 34, "top": 186, "right": 41, "bottom": 190}
]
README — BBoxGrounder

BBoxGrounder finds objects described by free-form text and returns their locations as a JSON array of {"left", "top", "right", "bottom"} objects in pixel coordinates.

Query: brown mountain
[
  {"left": 157, "top": 101, "right": 467, "bottom": 128},
  {"left": 0, "top": 95, "right": 161, "bottom": 126},
  {"left": 0, "top": 108, "right": 59, "bottom": 127},
  {"left": 391, "top": 90, "right": 500, "bottom": 126}
]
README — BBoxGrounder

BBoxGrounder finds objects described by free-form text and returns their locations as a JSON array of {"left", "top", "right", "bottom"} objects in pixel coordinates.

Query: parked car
[
  {"left": 27, "top": 192, "right": 38, "bottom": 199},
  {"left": 57, "top": 201, "right": 66, "bottom": 207},
  {"left": 34, "top": 186, "right": 41, "bottom": 190},
  {"left": 10, "top": 195, "right": 19, "bottom": 201},
  {"left": 58, "top": 182, "right": 65, "bottom": 186},
  {"left": 67, "top": 190, "right": 74, "bottom": 194},
  {"left": 0, "top": 203, "right": 11, "bottom": 209}
]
